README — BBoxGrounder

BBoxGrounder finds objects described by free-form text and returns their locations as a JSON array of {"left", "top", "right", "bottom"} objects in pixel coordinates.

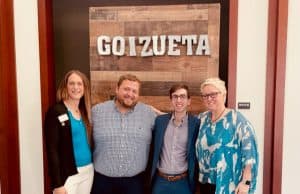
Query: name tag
[{"left": 58, "top": 114, "right": 69, "bottom": 126}]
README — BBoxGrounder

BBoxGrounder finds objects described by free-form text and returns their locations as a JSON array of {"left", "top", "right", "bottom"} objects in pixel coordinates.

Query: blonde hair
[
  {"left": 200, "top": 77, "right": 227, "bottom": 95},
  {"left": 56, "top": 70, "right": 92, "bottom": 142}
]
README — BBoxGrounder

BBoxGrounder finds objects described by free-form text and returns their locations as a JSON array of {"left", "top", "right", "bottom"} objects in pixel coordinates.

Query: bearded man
[{"left": 91, "top": 74, "right": 157, "bottom": 194}]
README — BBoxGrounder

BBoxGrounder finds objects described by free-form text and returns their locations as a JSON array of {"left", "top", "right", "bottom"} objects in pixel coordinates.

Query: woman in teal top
[
  {"left": 45, "top": 70, "right": 93, "bottom": 194},
  {"left": 195, "top": 78, "right": 258, "bottom": 194}
]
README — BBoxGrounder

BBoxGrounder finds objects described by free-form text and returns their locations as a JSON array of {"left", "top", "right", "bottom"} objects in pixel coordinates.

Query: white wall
[
  {"left": 236, "top": 1, "right": 268, "bottom": 193},
  {"left": 282, "top": 0, "right": 300, "bottom": 193},
  {"left": 13, "top": 0, "right": 44, "bottom": 193}
]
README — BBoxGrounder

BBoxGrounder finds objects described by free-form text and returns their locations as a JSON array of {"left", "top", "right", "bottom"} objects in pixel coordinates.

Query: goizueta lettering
[{"left": 97, "top": 35, "right": 210, "bottom": 57}]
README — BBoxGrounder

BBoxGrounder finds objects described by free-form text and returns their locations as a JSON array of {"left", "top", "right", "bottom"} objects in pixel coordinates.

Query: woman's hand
[
  {"left": 235, "top": 181, "right": 250, "bottom": 194},
  {"left": 235, "top": 164, "right": 252, "bottom": 194},
  {"left": 53, "top": 186, "right": 67, "bottom": 194}
]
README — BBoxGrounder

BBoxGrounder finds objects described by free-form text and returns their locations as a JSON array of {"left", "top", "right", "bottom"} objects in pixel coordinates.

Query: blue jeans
[
  {"left": 152, "top": 176, "right": 192, "bottom": 194},
  {"left": 91, "top": 171, "right": 144, "bottom": 194}
]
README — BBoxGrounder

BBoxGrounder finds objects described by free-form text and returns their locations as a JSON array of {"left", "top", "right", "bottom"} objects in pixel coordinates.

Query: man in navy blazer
[{"left": 150, "top": 84, "right": 200, "bottom": 194}]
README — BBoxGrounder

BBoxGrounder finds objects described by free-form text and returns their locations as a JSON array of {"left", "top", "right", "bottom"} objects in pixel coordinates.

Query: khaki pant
[{"left": 63, "top": 164, "right": 94, "bottom": 194}]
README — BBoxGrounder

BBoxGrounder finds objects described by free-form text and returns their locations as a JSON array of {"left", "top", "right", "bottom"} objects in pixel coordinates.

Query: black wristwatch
[{"left": 244, "top": 180, "right": 251, "bottom": 185}]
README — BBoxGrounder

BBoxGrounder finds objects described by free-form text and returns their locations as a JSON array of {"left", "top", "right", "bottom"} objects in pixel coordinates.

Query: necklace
[
  {"left": 64, "top": 100, "right": 80, "bottom": 113},
  {"left": 211, "top": 108, "right": 226, "bottom": 123}
]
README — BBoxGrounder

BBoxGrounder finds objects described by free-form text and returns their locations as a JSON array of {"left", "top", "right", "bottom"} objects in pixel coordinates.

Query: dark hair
[
  {"left": 169, "top": 84, "right": 190, "bottom": 99},
  {"left": 117, "top": 74, "right": 141, "bottom": 88}
]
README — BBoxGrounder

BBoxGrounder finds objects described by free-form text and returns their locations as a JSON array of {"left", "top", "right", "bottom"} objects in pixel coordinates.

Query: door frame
[{"left": 0, "top": 0, "right": 20, "bottom": 193}]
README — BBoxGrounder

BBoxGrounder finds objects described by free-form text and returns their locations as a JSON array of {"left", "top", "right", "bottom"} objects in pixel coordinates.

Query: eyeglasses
[
  {"left": 200, "top": 92, "right": 220, "bottom": 100},
  {"left": 171, "top": 94, "right": 188, "bottom": 100}
]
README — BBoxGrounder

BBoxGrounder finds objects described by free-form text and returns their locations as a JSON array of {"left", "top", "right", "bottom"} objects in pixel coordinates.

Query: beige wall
[
  {"left": 236, "top": 1, "right": 268, "bottom": 193},
  {"left": 14, "top": 0, "right": 44, "bottom": 193},
  {"left": 282, "top": 0, "right": 300, "bottom": 193}
]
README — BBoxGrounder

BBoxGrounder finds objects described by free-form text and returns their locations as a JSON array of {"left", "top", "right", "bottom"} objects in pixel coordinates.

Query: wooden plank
[
  {"left": 124, "top": 21, "right": 208, "bottom": 36},
  {"left": 181, "top": 71, "right": 207, "bottom": 82},
  {"left": 89, "top": 21, "right": 124, "bottom": 38},
  {"left": 91, "top": 82, "right": 116, "bottom": 107},
  {"left": 91, "top": 71, "right": 206, "bottom": 82},
  {"left": 91, "top": 81, "right": 202, "bottom": 96},
  {"left": 91, "top": 95, "right": 206, "bottom": 115},
  {"left": 206, "top": 4, "right": 220, "bottom": 77},
  {"left": 91, "top": 71, "right": 207, "bottom": 82},
  {"left": 91, "top": 71, "right": 182, "bottom": 81},
  {"left": 90, "top": 56, "right": 209, "bottom": 72},
  {"left": 89, "top": 8, "right": 118, "bottom": 21},
  {"left": 90, "top": 53, "right": 120, "bottom": 71},
  {"left": 91, "top": 93, "right": 112, "bottom": 105},
  {"left": 139, "top": 96, "right": 206, "bottom": 113},
  {"left": 90, "top": 49, "right": 210, "bottom": 72},
  {"left": 208, "top": 4, "right": 221, "bottom": 26},
  {"left": 117, "top": 9, "right": 208, "bottom": 22},
  {"left": 90, "top": 4, "right": 210, "bottom": 13},
  {"left": 90, "top": 52, "right": 154, "bottom": 71},
  {"left": 141, "top": 81, "right": 201, "bottom": 96},
  {"left": 89, "top": 4, "right": 211, "bottom": 22},
  {"left": 152, "top": 56, "right": 208, "bottom": 72}
]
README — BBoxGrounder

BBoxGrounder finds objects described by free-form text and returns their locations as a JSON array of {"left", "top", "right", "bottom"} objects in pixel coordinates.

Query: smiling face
[
  {"left": 115, "top": 79, "right": 140, "bottom": 109},
  {"left": 171, "top": 88, "right": 191, "bottom": 114},
  {"left": 66, "top": 73, "right": 84, "bottom": 101},
  {"left": 200, "top": 84, "right": 226, "bottom": 112}
]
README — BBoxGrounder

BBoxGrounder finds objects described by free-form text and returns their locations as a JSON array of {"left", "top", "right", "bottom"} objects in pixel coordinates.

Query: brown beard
[{"left": 116, "top": 96, "right": 137, "bottom": 109}]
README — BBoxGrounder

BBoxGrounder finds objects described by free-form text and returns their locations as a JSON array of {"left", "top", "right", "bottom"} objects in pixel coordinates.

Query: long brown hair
[{"left": 56, "top": 70, "right": 92, "bottom": 143}]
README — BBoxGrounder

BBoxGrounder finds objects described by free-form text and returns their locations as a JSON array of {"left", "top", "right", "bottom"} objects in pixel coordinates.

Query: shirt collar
[{"left": 171, "top": 113, "right": 188, "bottom": 126}]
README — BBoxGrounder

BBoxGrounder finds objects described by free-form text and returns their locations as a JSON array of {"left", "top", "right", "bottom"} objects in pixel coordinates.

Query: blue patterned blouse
[{"left": 196, "top": 109, "right": 258, "bottom": 194}]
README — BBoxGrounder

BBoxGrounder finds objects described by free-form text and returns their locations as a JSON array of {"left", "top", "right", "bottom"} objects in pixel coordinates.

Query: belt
[{"left": 157, "top": 171, "right": 188, "bottom": 182}]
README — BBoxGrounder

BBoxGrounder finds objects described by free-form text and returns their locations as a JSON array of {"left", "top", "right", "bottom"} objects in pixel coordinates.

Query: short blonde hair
[{"left": 200, "top": 77, "right": 227, "bottom": 95}]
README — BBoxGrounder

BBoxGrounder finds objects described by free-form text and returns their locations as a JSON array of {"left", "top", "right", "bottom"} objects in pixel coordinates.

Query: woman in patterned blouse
[{"left": 196, "top": 77, "right": 259, "bottom": 194}]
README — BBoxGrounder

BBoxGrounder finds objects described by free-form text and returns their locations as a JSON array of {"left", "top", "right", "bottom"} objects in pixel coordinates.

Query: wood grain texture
[
  {"left": 123, "top": 21, "right": 208, "bottom": 35},
  {"left": 90, "top": 4, "right": 220, "bottom": 114},
  {"left": 89, "top": 5, "right": 209, "bottom": 22},
  {"left": 90, "top": 71, "right": 207, "bottom": 82},
  {"left": 92, "top": 80, "right": 202, "bottom": 96},
  {"left": 91, "top": 95, "right": 206, "bottom": 114}
]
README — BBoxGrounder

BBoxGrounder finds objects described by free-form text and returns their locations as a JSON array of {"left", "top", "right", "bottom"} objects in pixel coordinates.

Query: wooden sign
[
  {"left": 89, "top": 4, "right": 220, "bottom": 114},
  {"left": 96, "top": 34, "right": 211, "bottom": 57}
]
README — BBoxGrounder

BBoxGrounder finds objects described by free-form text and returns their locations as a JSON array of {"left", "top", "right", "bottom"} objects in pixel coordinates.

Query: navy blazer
[
  {"left": 44, "top": 102, "right": 78, "bottom": 189},
  {"left": 150, "top": 113, "right": 200, "bottom": 192}
]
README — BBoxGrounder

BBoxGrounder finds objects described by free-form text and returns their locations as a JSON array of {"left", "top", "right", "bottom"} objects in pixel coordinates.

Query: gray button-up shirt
[
  {"left": 158, "top": 114, "right": 188, "bottom": 174},
  {"left": 92, "top": 100, "right": 156, "bottom": 177}
]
